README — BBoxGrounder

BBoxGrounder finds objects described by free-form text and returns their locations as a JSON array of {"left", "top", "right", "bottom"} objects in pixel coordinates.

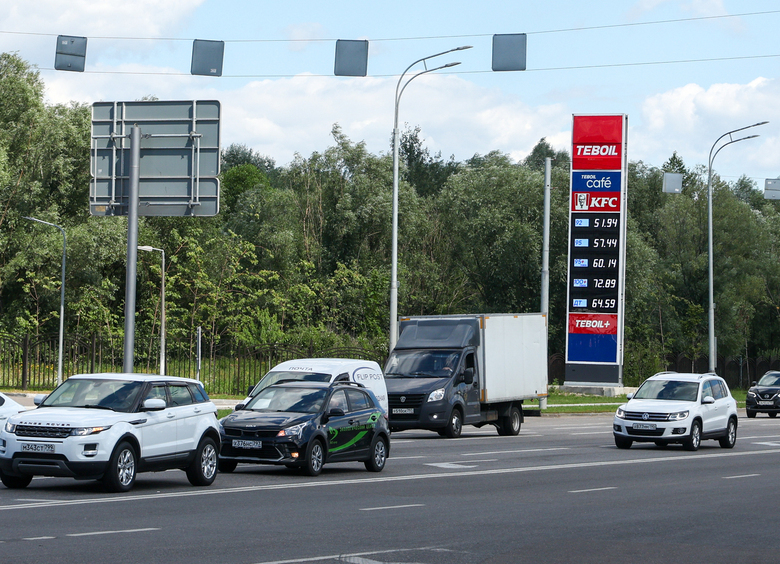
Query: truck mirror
[{"left": 463, "top": 367, "right": 474, "bottom": 385}]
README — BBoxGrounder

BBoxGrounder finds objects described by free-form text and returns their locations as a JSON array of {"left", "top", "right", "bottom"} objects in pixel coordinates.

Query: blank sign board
[{"left": 90, "top": 100, "right": 220, "bottom": 217}]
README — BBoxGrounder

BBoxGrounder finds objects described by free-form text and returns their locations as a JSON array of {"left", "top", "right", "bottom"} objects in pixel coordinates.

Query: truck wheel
[
  {"left": 444, "top": 408, "right": 463, "bottom": 438},
  {"left": 498, "top": 406, "right": 522, "bottom": 436}
]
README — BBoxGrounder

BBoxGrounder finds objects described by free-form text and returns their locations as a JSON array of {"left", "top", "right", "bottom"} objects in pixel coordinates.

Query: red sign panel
[
  {"left": 572, "top": 115, "right": 624, "bottom": 170},
  {"left": 570, "top": 191, "right": 621, "bottom": 212},
  {"left": 568, "top": 313, "right": 618, "bottom": 335}
]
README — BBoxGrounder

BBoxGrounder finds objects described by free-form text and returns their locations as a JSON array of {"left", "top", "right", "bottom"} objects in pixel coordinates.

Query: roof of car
[
  {"left": 648, "top": 372, "right": 720, "bottom": 382},
  {"left": 267, "top": 380, "right": 366, "bottom": 390},
  {"left": 68, "top": 373, "right": 202, "bottom": 385},
  {"left": 269, "top": 358, "right": 382, "bottom": 376}
]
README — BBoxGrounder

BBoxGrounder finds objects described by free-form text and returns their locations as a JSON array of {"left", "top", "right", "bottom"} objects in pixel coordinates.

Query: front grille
[
  {"left": 623, "top": 411, "right": 670, "bottom": 422},
  {"left": 626, "top": 427, "right": 665, "bottom": 437},
  {"left": 223, "top": 427, "right": 279, "bottom": 439},
  {"left": 15, "top": 425, "right": 71, "bottom": 439},
  {"left": 389, "top": 394, "right": 425, "bottom": 409}
]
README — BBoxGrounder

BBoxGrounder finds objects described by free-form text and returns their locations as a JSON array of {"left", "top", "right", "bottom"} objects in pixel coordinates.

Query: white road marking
[
  {"left": 752, "top": 441, "right": 780, "bottom": 446},
  {"left": 3, "top": 447, "right": 780, "bottom": 513},
  {"left": 425, "top": 462, "right": 479, "bottom": 469},
  {"left": 389, "top": 456, "right": 425, "bottom": 460},
  {"left": 723, "top": 474, "right": 760, "bottom": 479},
  {"left": 359, "top": 504, "right": 425, "bottom": 511},
  {"left": 571, "top": 431, "right": 613, "bottom": 435},
  {"left": 569, "top": 486, "right": 617, "bottom": 493},
  {"left": 23, "top": 536, "right": 55, "bottom": 541},
  {"left": 66, "top": 527, "right": 160, "bottom": 537},
  {"left": 461, "top": 447, "right": 569, "bottom": 456},
  {"left": 252, "top": 546, "right": 442, "bottom": 564}
]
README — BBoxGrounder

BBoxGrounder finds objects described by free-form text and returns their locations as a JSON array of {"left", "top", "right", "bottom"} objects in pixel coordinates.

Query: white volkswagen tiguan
[
  {"left": 613, "top": 372, "right": 738, "bottom": 451},
  {"left": 0, "top": 374, "right": 220, "bottom": 492}
]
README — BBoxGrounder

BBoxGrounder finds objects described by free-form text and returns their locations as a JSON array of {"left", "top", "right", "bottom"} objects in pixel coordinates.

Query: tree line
[{"left": 1, "top": 51, "right": 778, "bottom": 387}]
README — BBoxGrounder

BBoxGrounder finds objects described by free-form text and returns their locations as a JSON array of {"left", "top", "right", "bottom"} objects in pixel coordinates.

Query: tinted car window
[
  {"left": 169, "top": 385, "right": 193, "bottom": 406},
  {"left": 701, "top": 380, "right": 714, "bottom": 400},
  {"left": 346, "top": 388, "right": 371, "bottom": 411},
  {"left": 189, "top": 383, "right": 208, "bottom": 403},
  {"left": 710, "top": 380, "right": 725, "bottom": 400},
  {"left": 329, "top": 390, "right": 349, "bottom": 412}
]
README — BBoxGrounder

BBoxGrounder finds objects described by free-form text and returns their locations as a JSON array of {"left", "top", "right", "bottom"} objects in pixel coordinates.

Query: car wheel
[
  {"left": 102, "top": 441, "right": 136, "bottom": 493},
  {"left": 186, "top": 437, "right": 218, "bottom": 486},
  {"left": 746, "top": 409, "right": 756, "bottom": 419},
  {"left": 498, "top": 406, "right": 522, "bottom": 436},
  {"left": 614, "top": 436, "right": 632, "bottom": 449},
  {"left": 218, "top": 459, "right": 237, "bottom": 473},
  {"left": 444, "top": 408, "right": 463, "bottom": 438},
  {"left": 304, "top": 439, "right": 325, "bottom": 476},
  {"left": 719, "top": 418, "right": 737, "bottom": 449},
  {"left": 0, "top": 469, "right": 32, "bottom": 489},
  {"left": 769, "top": 412, "right": 777, "bottom": 418},
  {"left": 683, "top": 420, "right": 701, "bottom": 451},
  {"left": 364, "top": 436, "right": 388, "bottom": 472}
]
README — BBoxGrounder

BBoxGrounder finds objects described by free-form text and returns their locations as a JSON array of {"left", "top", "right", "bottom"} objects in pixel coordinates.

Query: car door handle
[
  {"left": 166, "top": 413, "right": 175, "bottom": 419},
  {"left": 348, "top": 419, "right": 359, "bottom": 425}
]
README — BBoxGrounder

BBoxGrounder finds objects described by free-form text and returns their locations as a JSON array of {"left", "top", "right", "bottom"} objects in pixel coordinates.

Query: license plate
[
  {"left": 392, "top": 408, "right": 414, "bottom": 414},
  {"left": 22, "top": 443, "right": 55, "bottom": 453},
  {"left": 232, "top": 439, "right": 262, "bottom": 449},
  {"left": 632, "top": 423, "right": 656, "bottom": 431},
  {"left": 759, "top": 401, "right": 774, "bottom": 406}
]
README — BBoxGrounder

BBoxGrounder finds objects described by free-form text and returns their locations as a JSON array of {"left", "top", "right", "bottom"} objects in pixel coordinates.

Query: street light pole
[
  {"left": 24, "top": 217, "right": 66, "bottom": 387},
  {"left": 706, "top": 120, "right": 768, "bottom": 372},
  {"left": 389, "top": 45, "right": 471, "bottom": 352},
  {"left": 138, "top": 245, "right": 166, "bottom": 375}
]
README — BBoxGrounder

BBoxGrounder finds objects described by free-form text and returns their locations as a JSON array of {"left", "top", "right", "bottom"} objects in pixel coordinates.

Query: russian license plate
[
  {"left": 632, "top": 423, "right": 656, "bottom": 431},
  {"left": 759, "top": 401, "right": 774, "bottom": 406},
  {"left": 22, "top": 443, "right": 55, "bottom": 453},
  {"left": 232, "top": 439, "right": 262, "bottom": 449},
  {"left": 392, "top": 408, "right": 414, "bottom": 414}
]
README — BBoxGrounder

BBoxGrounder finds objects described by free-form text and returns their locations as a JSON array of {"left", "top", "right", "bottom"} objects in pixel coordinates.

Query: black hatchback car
[
  {"left": 747, "top": 371, "right": 780, "bottom": 418},
  {"left": 218, "top": 381, "right": 390, "bottom": 476}
]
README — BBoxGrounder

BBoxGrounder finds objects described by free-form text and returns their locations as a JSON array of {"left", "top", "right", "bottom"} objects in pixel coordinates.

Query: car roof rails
[{"left": 330, "top": 380, "right": 365, "bottom": 389}]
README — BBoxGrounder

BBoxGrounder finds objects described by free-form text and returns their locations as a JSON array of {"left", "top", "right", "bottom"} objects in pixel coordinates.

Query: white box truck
[{"left": 384, "top": 313, "right": 548, "bottom": 437}]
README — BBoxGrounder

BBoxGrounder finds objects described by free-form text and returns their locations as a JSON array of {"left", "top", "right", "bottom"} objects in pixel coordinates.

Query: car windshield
[
  {"left": 384, "top": 350, "right": 461, "bottom": 378},
  {"left": 634, "top": 379, "right": 699, "bottom": 402},
  {"left": 245, "top": 387, "right": 328, "bottom": 413},
  {"left": 251, "top": 370, "right": 332, "bottom": 395},
  {"left": 40, "top": 378, "right": 144, "bottom": 412},
  {"left": 757, "top": 373, "right": 780, "bottom": 387}
]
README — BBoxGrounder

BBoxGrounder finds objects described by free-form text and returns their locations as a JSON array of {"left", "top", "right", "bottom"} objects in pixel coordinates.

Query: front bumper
[
  {"left": 388, "top": 394, "right": 450, "bottom": 431},
  {"left": 219, "top": 434, "right": 302, "bottom": 465},
  {"left": 746, "top": 397, "right": 780, "bottom": 413},
  {"left": 612, "top": 418, "right": 691, "bottom": 443},
  {"left": 0, "top": 432, "right": 114, "bottom": 478}
]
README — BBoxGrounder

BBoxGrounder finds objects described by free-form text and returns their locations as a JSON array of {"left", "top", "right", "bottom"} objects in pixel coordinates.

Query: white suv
[
  {"left": 0, "top": 373, "right": 220, "bottom": 492},
  {"left": 613, "top": 372, "right": 738, "bottom": 451}
]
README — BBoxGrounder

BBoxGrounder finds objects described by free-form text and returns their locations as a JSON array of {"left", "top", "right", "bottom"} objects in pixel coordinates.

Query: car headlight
[
  {"left": 70, "top": 426, "right": 111, "bottom": 436},
  {"left": 428, "top": 388, "right": 446, "bottom": 402},
  {"left": 277, "top": 422, "right": 307, "bottom": 440},
  {"left": 667, "top": 410, "right": 689, "bottom": 421},
  {"left": 4, "top": 421, "right": 16, "bottom": 434},
  {"left": 615, "top": 407, "right": 626, "bottom": 419}
]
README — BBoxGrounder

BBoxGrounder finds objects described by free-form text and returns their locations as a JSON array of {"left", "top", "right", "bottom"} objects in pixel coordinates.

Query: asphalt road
[{"left": 2, "top": 413, "right": 779, "bottom": 564}]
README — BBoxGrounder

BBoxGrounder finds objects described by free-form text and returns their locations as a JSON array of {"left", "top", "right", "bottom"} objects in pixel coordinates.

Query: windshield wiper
[
  {"left": 81, "top": 404, "right": 115, "bottom": 411},
  {"left": 410, "top": 372, "right": 437, "bottom": 378}
]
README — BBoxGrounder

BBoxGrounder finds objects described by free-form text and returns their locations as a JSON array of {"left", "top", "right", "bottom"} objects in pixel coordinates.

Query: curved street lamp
[
  {"left": 390, "top": 45, "right": 472, "bottom": 351},
  {"left": 24, "top": 217, "right": 66, "bottom": 386},
  {"left": 138, "top": 245, "right": 166, "bottom": 375},
  {"left": 706, "top": 120, "right": 768, "bottom": 372}
]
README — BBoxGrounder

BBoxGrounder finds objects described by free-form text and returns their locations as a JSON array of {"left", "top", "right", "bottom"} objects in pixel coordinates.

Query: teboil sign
[{"left": 565, "top": 115, "right": 628, "bottom": 385}]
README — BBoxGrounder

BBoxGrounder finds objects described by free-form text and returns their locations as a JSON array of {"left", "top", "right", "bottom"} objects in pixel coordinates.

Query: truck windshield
[
  {"left": 251, "top": 370, "right": 332, "bottom": 396},
  {"left": 385, "top": 350, "right": 462, "bottom": 378}
]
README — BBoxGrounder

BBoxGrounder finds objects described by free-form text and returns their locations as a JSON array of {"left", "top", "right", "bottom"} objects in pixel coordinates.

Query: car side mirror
[
  {"left": 234, "top": 403, "right": 245, "bottom": 411},
  {"left": 142, "top": 398, "right": 166, "bottom": 411},
  {"left": 33, "top": 394, "right": 48, "bottom": 406},
  {"left": 702, "top": 396, "right": 715, "bottom": 405},
  {"left": 626, "top": 393, "right": 634, "bottom": 400},
  {"left": 322, "top": 407, "right": 344, "bottom": 424},
  {"left": 463, "top": 367, "right": 474, "bottom": 386},
  {"left": 752, "top": 381, "right": 757, "bottom": 387}
]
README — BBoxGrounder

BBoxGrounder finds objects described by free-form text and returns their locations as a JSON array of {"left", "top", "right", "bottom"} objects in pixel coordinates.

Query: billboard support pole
[
  {"left": 123, "top": 125, "right": 141, "bottom": 373},
  {"left": 541, "top": 157, "right": 551, "bottom": 315}
]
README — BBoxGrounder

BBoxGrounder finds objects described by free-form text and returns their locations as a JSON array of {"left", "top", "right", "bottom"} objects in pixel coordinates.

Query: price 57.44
[{"left": 593, "top": 238, "right": 618, "bottom": 248}]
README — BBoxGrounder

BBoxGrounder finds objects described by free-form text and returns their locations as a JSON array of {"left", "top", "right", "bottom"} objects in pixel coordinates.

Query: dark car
[
  {"left": 746, "top": 371, "right": 780, "bottom": 418},
  {"left": 217, "top": 381, "right": 390, "bottom": 476}
]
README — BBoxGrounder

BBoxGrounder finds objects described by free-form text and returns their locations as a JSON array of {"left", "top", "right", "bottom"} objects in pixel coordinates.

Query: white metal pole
[{"left": 541, "top": 157, "right": 551, "bottom": 315}]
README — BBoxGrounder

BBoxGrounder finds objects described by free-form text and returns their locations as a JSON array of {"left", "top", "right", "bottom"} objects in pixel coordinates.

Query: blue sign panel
[
  {"left": 567, "top": 333, "right": 618, "bottom": 363},
  {"left": 572, "top": 171, "right": 621, "bottom": 193}
]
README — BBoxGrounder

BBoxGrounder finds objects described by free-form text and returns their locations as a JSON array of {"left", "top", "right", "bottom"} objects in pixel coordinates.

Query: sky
[{"left": 1, "top": 0, "right": 779, "bottom": 185}]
